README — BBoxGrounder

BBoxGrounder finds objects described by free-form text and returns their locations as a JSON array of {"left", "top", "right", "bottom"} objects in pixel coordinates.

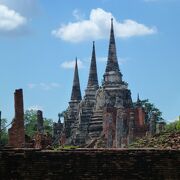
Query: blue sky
[{"left": 0, "top": 0, "right": 180, "bottom": 123}]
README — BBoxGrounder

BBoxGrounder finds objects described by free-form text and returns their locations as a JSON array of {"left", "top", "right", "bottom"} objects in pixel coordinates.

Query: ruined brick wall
[
  {"left": 103, "top": 107, "right": 147, "bottom": 148},
  {"left": 134, "top": 107, "right": 147, "bottom": 138},
  {"left": 0, "top": 149, "right": 179, "bottom": 180},
  {"left": 103, "top": 108, "right": 117, "bottom": 148},
  {"left": 135, "top": 107, "right": 145, "bottom": 127},
  {"left": 8, "top": 89, "right": 25, "bottom": 148}
]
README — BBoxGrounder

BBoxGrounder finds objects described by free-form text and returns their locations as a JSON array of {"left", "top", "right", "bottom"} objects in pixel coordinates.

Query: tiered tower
[
  {"left": 64, "top": 18, "right": 148, "bottom": 147},
  {"left": 75, "top": 42, "right": 99, "bottom": 144},
  {"left": 64, "top": 58, "right": 82, "bottom": 142},
  {"left": 88, "top": 19, "right": 133, "bottom": 139}
]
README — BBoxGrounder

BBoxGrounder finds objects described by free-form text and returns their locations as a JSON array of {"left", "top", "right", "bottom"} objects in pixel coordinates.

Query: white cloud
[
  {"left": 0, "top": 4, "right": 27, "bottom": 32},
  {"left": 61, "top": 59, "right": 84, "bottom": 69},
  {"left": 72, "top": 9, "right": 85, "bottom": 21},
  {"left": 28, "top": 83, "right": 61, "bottom": 91},
  {"left": 0, "top": 0, "right": 39, "bottom": 17},
  {"left": 52, "top": 8, "right": 157, "bottom": 43},
  {"left": 28, "top": 105, "right": 43, "bottom": 111},
  {"left": 97, "top": 57, "right": 107, "bottom": 62},
  {"left": 39, "top": 83, "right": 51, "bottom": 90},
  {"left": 118, "top": 57, "right": 128, "bottom": 65},
  {"left": 51, "top": 82, "right": 61, "bottom": 88},
  {"left": 28, "top": 83, "right": 36, "bottom": 89}
]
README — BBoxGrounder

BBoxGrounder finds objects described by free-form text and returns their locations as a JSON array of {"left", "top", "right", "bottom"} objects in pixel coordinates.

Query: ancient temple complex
[
  {"left": 6, "top": 19, "right": 158, "bottom": 149},
  {"left": 62, "top": 19, "right": 154, "bottom": 148}
]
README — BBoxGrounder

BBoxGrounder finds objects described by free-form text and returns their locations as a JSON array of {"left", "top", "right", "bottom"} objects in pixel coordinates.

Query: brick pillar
[
  {"left": 37, "top": 110, "right": 44, "bottom": 134},
  {"left": 116, "top": 108, "right": 127, "bottom": 148},
  {"left": 103, "top": 108, "right": 117, "bottom": 148},
  {"left": 128, "top": 111, "right": 135, "bottom": 145},
  {"left": 8, "top": 89, "right": 25, "bottom": 148}
]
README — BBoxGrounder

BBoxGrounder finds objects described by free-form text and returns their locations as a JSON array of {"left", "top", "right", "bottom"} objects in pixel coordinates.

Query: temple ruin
[
  {"left": 7, "top": 19, "right": 159, "bottom": 149},
  {"left": 62, "top": 19, "right": 157, "bottom": 147},
  {"left": 8, "top": 89, "right": 25, "bottom": 148}
]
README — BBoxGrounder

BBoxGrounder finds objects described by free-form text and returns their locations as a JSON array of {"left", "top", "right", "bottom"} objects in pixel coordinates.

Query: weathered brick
[
  {"left": 8, "top": 89, "right": 25, "bottom": 148},
  {"left": 0, "top": 149, "right": 179, "bottom": 180}
]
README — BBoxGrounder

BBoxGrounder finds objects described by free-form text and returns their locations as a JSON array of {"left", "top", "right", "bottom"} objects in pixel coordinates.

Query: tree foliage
[
  {"left": 0, "top": 118, "right": 8, "bottom": 145},
  {"left": 134, "top": 99, "right": 164, "bottom": 122},
  {"left": 58, "top": 110, "right": 67, "bottom": 122},
  {"left": 24, "top": 109, "right": 53, "bottom": 138},
  {"left": 165, "top": 116, "right": 180, "bottom": 132}
]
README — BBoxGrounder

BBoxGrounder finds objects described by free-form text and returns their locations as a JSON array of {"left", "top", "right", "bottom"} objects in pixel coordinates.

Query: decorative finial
[
  {"left": 58, "top": 113, "right": 61, "bottom": 123},
  {"left": 75, "top": 57, "right": 78, "bottom": 68},
  {"left": 136, "top": 93, "right": 141, "bottom": 107},
  {"left": 137, "top": 93, "right": 140, "bottom": 101}
]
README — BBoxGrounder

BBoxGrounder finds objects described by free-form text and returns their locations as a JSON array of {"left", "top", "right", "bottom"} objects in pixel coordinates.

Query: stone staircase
[{"left": 88, "top": 110, "right": 103, "bottom": 138}]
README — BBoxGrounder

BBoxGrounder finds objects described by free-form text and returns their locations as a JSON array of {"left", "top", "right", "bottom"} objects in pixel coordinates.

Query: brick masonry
[
  {"left": 0, "top": 149, "right": 180, "bottom": 180},
  {"left": 8, "top": 89, "right": 25, "bottom": 148}
]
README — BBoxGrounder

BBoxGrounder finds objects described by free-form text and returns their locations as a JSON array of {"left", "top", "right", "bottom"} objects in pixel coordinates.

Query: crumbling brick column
[
  {"left": 103, "top": 107, "right": 116, "bottom": 148},
  {"left": 128, "top": 111, "right": 135, "bottom": 144},
  {"left": 116, "top": 108, "right": 127, "bottom": 148},
  {"left": 37, "top": 110, "right": 44, "bottom": 134},
  {"left": 8, "top": 89, "right": 25, "bottom": 148},
  {"left": 34, "top": 110, "right": 44, "bottom": 149}
]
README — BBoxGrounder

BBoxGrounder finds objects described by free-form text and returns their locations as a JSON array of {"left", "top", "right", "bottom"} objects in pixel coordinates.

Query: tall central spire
[
  {"left": 87, "top": 41, "right": 99, "bottom": 88},
  {"left": 71, "top": 58, "right": 82, "bottom": 101},
  {"left": 105, "top": 18, "right": 121, "bottom": 73}
]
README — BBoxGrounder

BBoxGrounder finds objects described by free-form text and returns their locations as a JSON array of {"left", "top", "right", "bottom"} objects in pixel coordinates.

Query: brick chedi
[
  {"left": 64, "top": 58, "right": 82, "bottom": 144},
  {"left": 89, "top": 19, "right": 135, "bottom": 147},
  {"left": 64, "top": 19, "right": 155, "bottom": 147},
  {"left": 8, "top": 89, "right": 25, "bottom": 148},
  {"left": 75, "top": 42, "right": 99, "bottom": 144}
]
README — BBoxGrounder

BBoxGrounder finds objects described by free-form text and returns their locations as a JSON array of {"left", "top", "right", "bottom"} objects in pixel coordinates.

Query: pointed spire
[
  {"left": 105, "top": 18, "right": 121, "bottom": 74},
  {"left": 70, "top": 58, "right": 82, "bottom": 101},
  {"left": 137, "top": 93, "right": 140, "bottom": 102},
  {"left": 58, "top": 113, "right": 61, "bottom": 123},
  {"left": 87, "top": 41, "right": 99, "bottom": 88},
  {"left": 136, "top": 93, "right": 141, "bottom": 107}
]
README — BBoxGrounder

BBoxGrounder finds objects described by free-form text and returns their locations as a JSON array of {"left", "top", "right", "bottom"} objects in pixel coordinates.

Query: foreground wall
[{"left": 0, "top": 148, "right": 180, "bottom": 180}]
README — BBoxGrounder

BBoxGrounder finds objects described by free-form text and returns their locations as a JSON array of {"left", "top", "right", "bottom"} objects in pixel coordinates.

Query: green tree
[
  {"left": 165, "top": 116, "right": 180, "bottom": 132},
  {"left": 0, "top": 118, "right": 8, "bottom": 145},
  {"left": 134, "top": 99, "right": 164, "bottom": 123},
  {"left": 24, "top": 109, "right": 53, "bottom": 137},
  {"left": 176, "top": 117, "right": 180, "bottom": 130},
  {"left": 43, "top": 118, "right": 53, "bottom": 134},
  {"left": 58, "top": 110, "right": 67, "bottom": 122}
]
